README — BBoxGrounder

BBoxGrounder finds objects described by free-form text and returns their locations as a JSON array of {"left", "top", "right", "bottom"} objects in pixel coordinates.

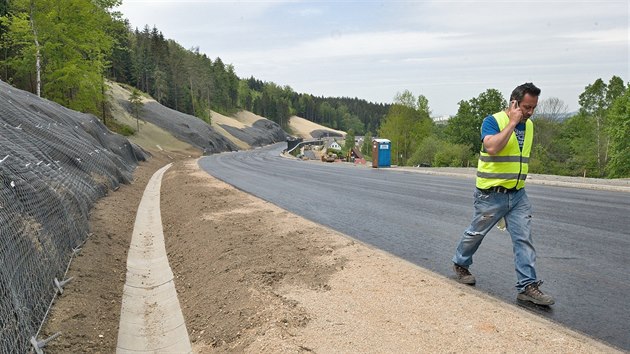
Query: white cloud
[
  {"left": 557, "top": 28, "right": 628, "bottom": 43},
  {"left": 115, "top": 1, "right": 628, "bottom": 115},
  {"left": 226, "top": 30, "right": 468, "bottom": 64},
  {"left": 289, "top": 7, "right": 324, "bottom": 17}
]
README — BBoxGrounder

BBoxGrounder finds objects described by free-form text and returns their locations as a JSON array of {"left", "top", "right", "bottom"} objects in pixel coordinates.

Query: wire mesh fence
[{"left": 0, "top": 80, "right": 148, "bottom": 353}]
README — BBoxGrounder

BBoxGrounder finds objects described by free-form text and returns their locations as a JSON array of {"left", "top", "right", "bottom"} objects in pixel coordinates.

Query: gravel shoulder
[{"left": 42, "top": 154, "right": 622, "bottom": 353}]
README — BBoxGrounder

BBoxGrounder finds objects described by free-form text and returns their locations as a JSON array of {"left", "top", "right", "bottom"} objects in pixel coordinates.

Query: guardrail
[{"left": 286, "top": 139, "right": 325, "bottom": 155}]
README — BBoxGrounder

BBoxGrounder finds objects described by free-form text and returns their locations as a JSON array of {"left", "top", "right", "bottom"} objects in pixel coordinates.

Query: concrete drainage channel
[{"left": 116, "top": 163, "right": 192, "bottom": 353}]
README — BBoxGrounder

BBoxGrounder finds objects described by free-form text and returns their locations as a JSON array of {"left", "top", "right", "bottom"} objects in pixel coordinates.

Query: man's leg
[
  {"left": 453, "top": 189, "right": 507, "bottom": 269},
  {"left": 506, "top": 191, "right": 555, "bottom": 306},
  {"left": 504, "top": 189, "right": 537, "bottom": 291}
]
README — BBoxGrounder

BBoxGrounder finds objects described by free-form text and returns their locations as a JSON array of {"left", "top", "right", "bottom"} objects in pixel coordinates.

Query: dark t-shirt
[{"left": 481, "top": 115, "right": 526, "bottom": 150}]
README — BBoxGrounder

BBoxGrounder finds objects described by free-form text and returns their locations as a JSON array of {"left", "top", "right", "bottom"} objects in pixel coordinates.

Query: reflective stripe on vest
[
  {"left": 478, "top": 155, "right": 530, "bottom": 163},
  {"left": 476, "top": 111, "right": 533, "bottom": 190}
]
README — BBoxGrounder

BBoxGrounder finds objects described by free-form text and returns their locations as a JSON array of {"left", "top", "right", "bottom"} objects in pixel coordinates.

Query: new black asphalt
[{"left": 199, "top": 143, "right": 630, "bottom": 350}]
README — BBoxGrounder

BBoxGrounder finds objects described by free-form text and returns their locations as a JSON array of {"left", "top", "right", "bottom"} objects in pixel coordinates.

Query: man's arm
[{"left": 483, "top": 101, "right": 523, "bottom": 155}]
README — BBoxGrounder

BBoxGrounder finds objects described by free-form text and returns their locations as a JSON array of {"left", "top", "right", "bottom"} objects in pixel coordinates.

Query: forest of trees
[
  {"left": 1, "top": 0, "right": 628, "bottom": 177},
  {"left": 0, "top": 0, "right": 387, "bottom": 133},
  {"left": 238, "top": 76, "right": 389, "bottom": 133}
]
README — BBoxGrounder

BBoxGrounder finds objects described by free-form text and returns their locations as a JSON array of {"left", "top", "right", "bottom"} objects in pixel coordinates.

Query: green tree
[
  {"left": 445, "top": 89, "right": 506, "bottom": 155},
  {"left": 559, "top": 112, "right": 598, "bottom": 176},
  {"left": 394, "top": 89, "right": 417, "bottom": 109},
  {"left": 529, "top": 117, "right": 567, "bottom": 175},
  {"left": 106, "top": 16, "right": 133, "bottom": 85},
  {"left": 0, "top": 10, "right": 36, "bottom": 90},
  {"left": 417, "top": 94, "right": 431, "bottom": 117},
  {"left": 577, "top": 76, "right": 627, "bottom": 176},
  {"left": 528, "top": 97, "right": 569, "bottom": 174},
  {"left": 408, "top": 136, "right": 441, "bottom": 167},
  {"left": 2, "top": 0, "right": 116, "bottom": 115},
  {"left": 605, "top": 76, "right": 626, "bottom": 106},
  {"left": 344, "top": 128, "right": 356, "bottom": 153},
  {"left": 237, "top": 79, "right": 253, "bottom": 111},
  {"left": 153, "top": 66, "right": 168, "bottom": 103},
  {"left": 433, "top": 142, "right": 473, "bottom": 167},
  {"left": 341, "top": 111, "right": 364, "bottom": 134},
  {"left": 129, "top": 87, "right": 143, "bottom": 131},
  {"left": 408, "top": 136, "right": 474, "bottom": 167},
  {"left": 361, "top": 131, "right": 373, "bottom": 158},
  {"left": 578, "top": 78, "right": 608, "bottom": 175},
  {"left": 606, "top": 85, "right": 630, "bottom": 177},
  {"left": 379, "top": 104, "right": 432, "bottom": 166}
]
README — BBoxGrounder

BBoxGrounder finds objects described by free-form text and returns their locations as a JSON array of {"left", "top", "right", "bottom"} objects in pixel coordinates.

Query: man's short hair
[{"left": 511, "top": 83, "right": 541, "bottom": 102}]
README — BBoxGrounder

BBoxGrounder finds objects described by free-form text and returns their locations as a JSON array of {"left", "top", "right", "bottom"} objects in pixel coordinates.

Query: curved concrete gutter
[{"left": 116, "top": 163, "right": 192, "bottom": 353}]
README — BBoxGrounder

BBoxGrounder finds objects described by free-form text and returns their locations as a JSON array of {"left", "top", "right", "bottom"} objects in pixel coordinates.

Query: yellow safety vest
[{"left": 476, "top": 111, "right": 533, "bottom": 190}]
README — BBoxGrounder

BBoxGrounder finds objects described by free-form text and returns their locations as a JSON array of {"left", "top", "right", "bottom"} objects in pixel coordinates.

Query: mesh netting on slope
[
  {"left": 115, "top": 97, "right": 238, "bottom": 154},
  {"left": 0, "top": 80, "right": 149, "bottom": 353},
  {"left": 219, "top": 119, "right": 288, "bottom": 148}
]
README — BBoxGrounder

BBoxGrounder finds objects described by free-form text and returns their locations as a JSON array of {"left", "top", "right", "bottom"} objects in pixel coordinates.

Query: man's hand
[
  {"left": 507, "top": 100, "right": 523, "bottom": 125},
  {"left": 482, "top": 101, "right": 521, "bottom": 155}
]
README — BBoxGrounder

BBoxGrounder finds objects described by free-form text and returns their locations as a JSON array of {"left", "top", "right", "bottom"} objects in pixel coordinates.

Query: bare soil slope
[{"left": 289, "top": 116, "right": 346, "bottom": 139}]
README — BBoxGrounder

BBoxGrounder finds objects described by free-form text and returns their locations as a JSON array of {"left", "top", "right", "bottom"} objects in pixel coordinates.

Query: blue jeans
[{"left": 452, "top": 188, "right": 537, "bottom": 291}]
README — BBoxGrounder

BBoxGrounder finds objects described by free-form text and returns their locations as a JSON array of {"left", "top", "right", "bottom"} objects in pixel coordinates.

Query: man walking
[{"left": 452, "top": 82, "right": 554, "bottom": 306}]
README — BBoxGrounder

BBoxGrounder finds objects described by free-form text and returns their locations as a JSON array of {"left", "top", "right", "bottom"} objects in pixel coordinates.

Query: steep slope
[
  {"left": 0, "top": 79, "right": 148, "bottom": 353},
  {"left": 109, "top": 82, "right": 236, "bottom": 154},
  {"left": 108, "top": 82, "right": 198, "bottom": 154},
  {"left": 109, "top": 82, "right": 288, "bottom": 153},
  {"left": 213, "top": 110, "right": 289, "bottom": 149}
]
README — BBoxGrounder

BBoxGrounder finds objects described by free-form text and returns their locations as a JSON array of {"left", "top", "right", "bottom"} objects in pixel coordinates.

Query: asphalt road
[{"left": 199, "top": 143, "right": 630, "bottom": 351}]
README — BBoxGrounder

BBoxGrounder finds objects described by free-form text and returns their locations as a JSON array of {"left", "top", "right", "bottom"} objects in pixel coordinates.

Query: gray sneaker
[
  {"left": 517, "top": 281, "right": 555, "bottom": 305},
  {"left": 453, "top": 264, "right": 476, "bottom": 285}
]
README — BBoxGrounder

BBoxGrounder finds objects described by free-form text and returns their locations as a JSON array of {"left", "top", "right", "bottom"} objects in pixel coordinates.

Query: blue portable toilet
[{"left": 372, "top": 138, "right": 391, "bottom": 168}]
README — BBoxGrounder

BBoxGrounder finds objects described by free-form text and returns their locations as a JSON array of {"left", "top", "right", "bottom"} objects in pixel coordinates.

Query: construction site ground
[{"left": 42, "top": 151, "right": 621, "bottom": 353}]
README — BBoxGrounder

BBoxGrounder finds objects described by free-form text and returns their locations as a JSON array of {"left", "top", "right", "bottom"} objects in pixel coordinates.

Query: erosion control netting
[
  {"left": 0, "top": 80, "right": 149, "bottom": 353},
  {"left": 219, "top": 119, "right": 288, "bottom": 148},
  {"left": 115, "top": 96, "right": 238, "bottom": 154}
]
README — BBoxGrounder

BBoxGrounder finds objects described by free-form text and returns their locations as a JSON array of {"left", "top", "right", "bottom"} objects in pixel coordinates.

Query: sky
[{"left": 115, "top": 0, "right": 629, "bottom": 117}]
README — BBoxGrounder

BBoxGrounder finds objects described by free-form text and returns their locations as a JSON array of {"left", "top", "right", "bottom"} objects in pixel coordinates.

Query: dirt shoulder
[
  {"left": 162, "top": 160, "right": 618, "bottom": 353},
  {"left": 42, "top": 155, "right": 620, "bottom": 353}
]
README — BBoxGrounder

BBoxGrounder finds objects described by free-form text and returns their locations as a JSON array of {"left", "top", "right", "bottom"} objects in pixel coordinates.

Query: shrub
[
  {"left": 409, "top": 137, "right": 473, "bottom": 167},
  {"left": 105, "top": 119, "right": 135, "bottom": 136}
]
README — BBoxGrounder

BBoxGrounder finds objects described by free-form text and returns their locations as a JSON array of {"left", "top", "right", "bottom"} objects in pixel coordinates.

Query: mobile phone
[{"left": 511, "top": 100, "right": 519, "bottom": 108}]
